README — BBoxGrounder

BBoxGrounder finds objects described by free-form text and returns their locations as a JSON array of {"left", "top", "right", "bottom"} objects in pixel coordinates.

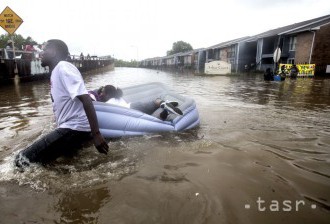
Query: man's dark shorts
[{"left": 15, "top": 128, "right": 91, "bottom": 167}]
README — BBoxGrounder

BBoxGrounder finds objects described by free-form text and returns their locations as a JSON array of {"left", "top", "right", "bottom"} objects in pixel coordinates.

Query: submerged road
[{"left": 0, "top": 67, "right": 329, "bottom": 223}]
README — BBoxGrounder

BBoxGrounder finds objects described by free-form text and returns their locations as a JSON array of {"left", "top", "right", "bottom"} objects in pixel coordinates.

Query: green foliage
[
  {"left": 114, "top": 59, "right": 139, "bottom": 68},
  {"left": 167, "top": 41, "right": 193, "bottom": 56},
  {"left": 0, "top": 33, "right": 38, "bottom": 50}
]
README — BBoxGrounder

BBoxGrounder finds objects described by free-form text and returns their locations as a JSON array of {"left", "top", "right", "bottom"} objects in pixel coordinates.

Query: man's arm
[{"left": 77, "top": 94, "right": 109, "bottom": 154}]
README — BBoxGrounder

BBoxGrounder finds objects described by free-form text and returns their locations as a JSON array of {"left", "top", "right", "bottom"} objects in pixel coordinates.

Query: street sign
[
  {"left": 273, "top": 47, "right": 281, "bottom": 63},
  {"left": 0, "top": 6, "right": 24, "bottom": 34}
]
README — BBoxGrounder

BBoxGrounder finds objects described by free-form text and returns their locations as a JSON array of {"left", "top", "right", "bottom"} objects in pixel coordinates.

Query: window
[
  {"left": 289, "top": 36, "right": 297, "bottom": 51},
  {"left": 287, "top": 58, "right": 295, "bottom": 64},
  {"left": 214, "top": 50, "right": 220, "bottom": 60},
  {"left": 227, "top": 46, "right": 236, "bottom": 58}
]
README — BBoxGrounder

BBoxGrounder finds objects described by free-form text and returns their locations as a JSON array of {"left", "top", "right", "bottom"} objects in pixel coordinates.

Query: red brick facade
[
  {"left": 296, "top": 32, "right": 313, "bottom": 63},
  {"left": 312, "top": 23, "right": 330, "bottom": 65}
]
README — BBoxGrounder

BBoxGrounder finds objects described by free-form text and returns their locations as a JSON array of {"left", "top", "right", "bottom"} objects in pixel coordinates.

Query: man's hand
[
  {"left": 93, "top": 132, "right": 109, "bottom": 154},
  {"left": 77, "top": 94, "right": 109, "bottom": 155}
]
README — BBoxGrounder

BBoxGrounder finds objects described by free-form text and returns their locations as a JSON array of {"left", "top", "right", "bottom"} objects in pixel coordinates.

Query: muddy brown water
[{"left": 0, "top": 67, "right": 329, "bottom": 223}]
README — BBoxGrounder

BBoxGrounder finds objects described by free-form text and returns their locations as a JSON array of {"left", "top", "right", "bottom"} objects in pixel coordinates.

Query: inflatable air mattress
[{"left": 93, "top": 82, "right": 200, "bottom": 138}]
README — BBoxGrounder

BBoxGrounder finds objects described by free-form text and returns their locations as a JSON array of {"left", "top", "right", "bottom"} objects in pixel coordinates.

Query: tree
[
  {"left": 0, "top": 33, "right": 38, "bottom": 50},
  {"left": 114, "top": 59, "right": 139, "bottom": 68},
  {"left": 25, "top": 36, "right": 38, "bottom": 45},
  {"left": 166, "top": 41, "right": 193, "bottom": 56}
]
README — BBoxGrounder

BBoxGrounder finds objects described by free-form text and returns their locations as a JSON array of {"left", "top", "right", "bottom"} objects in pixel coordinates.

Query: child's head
[{"left": 99, "top": 85, "right": 123, "bottom": 102}]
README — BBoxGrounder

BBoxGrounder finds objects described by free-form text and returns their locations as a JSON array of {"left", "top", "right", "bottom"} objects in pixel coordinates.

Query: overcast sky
[{"left": 1, "top": 0, "right": 329, "bottom": 61}]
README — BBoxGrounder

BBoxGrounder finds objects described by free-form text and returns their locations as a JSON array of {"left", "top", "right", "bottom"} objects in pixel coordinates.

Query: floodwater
[{"left": 0, "top": 67, "right": 329, "bottom": 224}]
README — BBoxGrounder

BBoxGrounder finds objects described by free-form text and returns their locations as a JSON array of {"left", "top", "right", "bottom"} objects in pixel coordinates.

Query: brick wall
[
  {"left": 295, "top": 32, "right": 313, "bottom": 63},
  {"left": 312, "top": 23, "right": 330, "bottom": 65}
]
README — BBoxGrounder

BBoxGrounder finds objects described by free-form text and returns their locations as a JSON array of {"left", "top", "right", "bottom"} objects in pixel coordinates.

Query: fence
[{"left": 0, "top": 58, "right": 114, "bottom": 82}]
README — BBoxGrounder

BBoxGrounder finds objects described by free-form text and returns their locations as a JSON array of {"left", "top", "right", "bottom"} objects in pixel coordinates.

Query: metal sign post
[
  {"left": 273, "top": 47, "right": 281, "bottom": 75},
  {"left": 0, "top": 6, "right": 24, "bottom": 76}
]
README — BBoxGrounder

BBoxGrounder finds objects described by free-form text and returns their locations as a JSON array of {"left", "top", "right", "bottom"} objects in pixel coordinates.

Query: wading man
[{"left": 15, "top": 39, "right": 109, "bottom": 168}]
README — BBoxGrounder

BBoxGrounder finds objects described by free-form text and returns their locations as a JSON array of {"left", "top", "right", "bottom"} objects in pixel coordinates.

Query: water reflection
[
  {"left": 0, "top": 68, "right": 329, "bottom": 223},
  {"left": 55, "top": 185, "right": 111, "bottom": 224},
  {"left": 0, "top": 80, "right": 51, "bottom": 140},
  {"left": 224, "top": 75, "right": 330, "bottom": 110}
]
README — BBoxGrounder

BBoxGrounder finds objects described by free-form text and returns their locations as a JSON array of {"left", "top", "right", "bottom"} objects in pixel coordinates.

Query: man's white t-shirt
[{"left": 50, "top": 61, "right": 90, "bottom": 131}]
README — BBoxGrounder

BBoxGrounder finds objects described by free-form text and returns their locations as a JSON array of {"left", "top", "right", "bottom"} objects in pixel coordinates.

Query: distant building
[
  {"left": 248, "top": 14, "right": 330, "bottom": 74},
  {"left": 205, "top": 37, "right": 253, "bottom": 73},
  {"left": 141, "top": 14, "right": 330, "bottom": 75}
]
